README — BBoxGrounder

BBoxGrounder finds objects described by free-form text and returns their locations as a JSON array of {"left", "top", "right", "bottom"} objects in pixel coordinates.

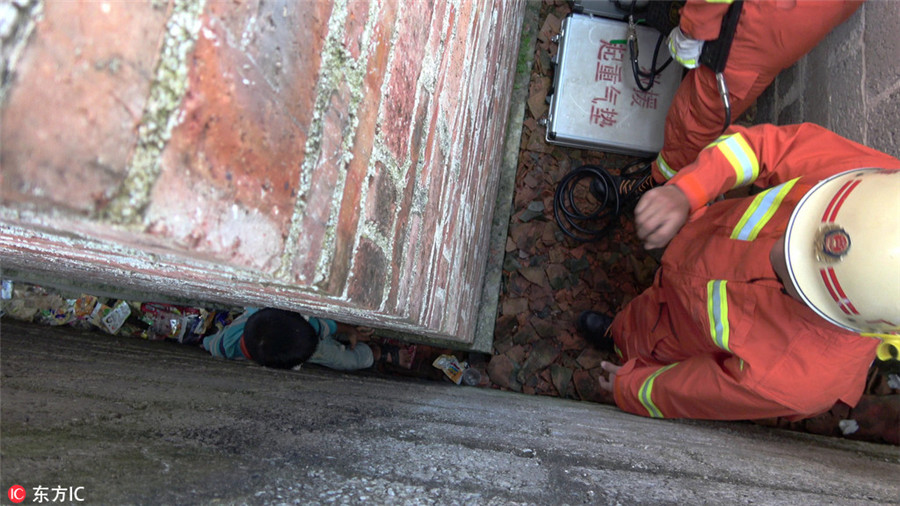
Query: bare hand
[
  {"left": 597, "top": 361, "right": 621, "bottom": 393},
  {"left": 634, "top": 186, "right": 690, "bottom": 250},
  {"left": 337, "top": 322, "right": 373, "bottom": 349}
]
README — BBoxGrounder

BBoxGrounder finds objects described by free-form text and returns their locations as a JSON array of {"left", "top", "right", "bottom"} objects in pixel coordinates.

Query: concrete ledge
[
  {"left": 471, "top": 2, "right": 544, "bottom": 354},
  {"left": 2, "top": 321, "right": 898, "bottom": 504}
]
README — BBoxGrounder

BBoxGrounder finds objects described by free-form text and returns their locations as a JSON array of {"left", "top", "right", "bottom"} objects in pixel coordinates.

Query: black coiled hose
[
  {"left": 553, "top": 165, "right": 620, "bottom": 243},
  {"left": 553, "top": 160, "right": 652, "bottom": 242}
]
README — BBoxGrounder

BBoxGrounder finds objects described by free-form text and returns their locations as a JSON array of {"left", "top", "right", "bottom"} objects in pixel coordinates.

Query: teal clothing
[
  {"left": 203, "top": 308, "right": 255, "bottom": 360},
  {"left": 201, "top": 308, "right": 373, "bottom": 370}
]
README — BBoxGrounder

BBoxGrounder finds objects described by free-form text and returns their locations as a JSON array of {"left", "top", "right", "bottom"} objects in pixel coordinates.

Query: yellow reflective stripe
[
  {"left": 668, "top": 37, "right": 698, "bottom": 67},
  {"left": 614, "top": 344, "right": 623, "bottom": 359},
  {"left": 656, "top": 153, "right": 676, "bottom": 180},
  {"left": 704, "top": 134, "right": 730, "bottom": 150},
  {"left": 638, "top": 363, "right": 678, "bottom": 418},
  {"left": 675, "top": 55, "right": 698, "bottom": 67},
  {"left": 707, "top": 280, "right": 731, "bottom": 352},
  {"left": 716, "top": 133, "right": 759, "bottom": 188},
  {"left": 730, "top": 177, "right": 800, "bottom": 241}
]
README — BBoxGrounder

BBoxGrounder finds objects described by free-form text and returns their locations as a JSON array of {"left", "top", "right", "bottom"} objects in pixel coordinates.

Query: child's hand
[
  {"left": 347, "top": 330, "right": 359, "bottom": 350},
  {"left": 337, "top": 323, "right": 375, "bottom": 349}
]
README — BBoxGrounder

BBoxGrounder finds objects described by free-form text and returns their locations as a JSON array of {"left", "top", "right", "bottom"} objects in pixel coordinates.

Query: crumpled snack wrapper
[{"left": 432, "top": 354, "right": 465, "bottom": 384}]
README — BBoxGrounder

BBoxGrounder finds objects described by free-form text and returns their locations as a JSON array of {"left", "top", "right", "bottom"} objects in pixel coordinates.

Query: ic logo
[{"left": 8, "top": 485, "right": 26, "bottom": 504}]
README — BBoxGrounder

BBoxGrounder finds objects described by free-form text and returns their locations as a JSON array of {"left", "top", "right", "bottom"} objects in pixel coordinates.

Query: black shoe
[
  {"left": 589, "top": 166, "right": 657, "bottom": 206},
  {"left": 576, "top": 311, "right": 615, "bottom": 352}
]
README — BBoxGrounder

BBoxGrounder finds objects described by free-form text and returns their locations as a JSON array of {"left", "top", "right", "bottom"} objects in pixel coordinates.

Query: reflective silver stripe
[
  {"left": 638, "top": 363, "right": 678, "bottom": 418},
  {"left": 716, "top": 133, "right": 759, "bottom": 188},
  {"left": 707, "top": 280, "right": 731, "bottom": 352},
  {"left": 656, "top": 153, "right": 676, "bottom": 180},
  {"left": 730, "top": 178, "right": 800, "bottom": 241}
]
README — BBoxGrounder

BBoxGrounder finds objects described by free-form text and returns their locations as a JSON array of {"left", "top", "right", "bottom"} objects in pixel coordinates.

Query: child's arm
[
  {"left": 307, "top": 335, "right": 374, "bottom": 370},
  {"left": 305, "top": 318, "right": 375, "bottom": 370}
]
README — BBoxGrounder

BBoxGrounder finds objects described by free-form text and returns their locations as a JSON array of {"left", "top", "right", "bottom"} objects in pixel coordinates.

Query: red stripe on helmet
[
  {"left": 819, "top": 268, "right": 850, "bottom": 315},
  {"left": 826, "top": 267, "right": 859, "bottom": 315},
  {"left": 821, "top": 180, "right": 860, "bottom": 223}
]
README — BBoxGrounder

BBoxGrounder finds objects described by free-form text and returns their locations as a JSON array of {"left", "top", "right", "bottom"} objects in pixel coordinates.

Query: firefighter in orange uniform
[
  {"left": 652, "top": 0, "right": 864, "bottom": 183},
  {"left": 583, "top": 123, "right": 900, "bottom": 420}
]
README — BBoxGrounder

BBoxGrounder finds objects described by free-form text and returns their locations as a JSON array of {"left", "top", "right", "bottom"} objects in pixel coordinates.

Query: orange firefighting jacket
[
  {"left": 612, "top": 123, "right": 900, "bottom": 420},
  {"left": 653, "top": 0, "right": 863, "bottom": 182}
]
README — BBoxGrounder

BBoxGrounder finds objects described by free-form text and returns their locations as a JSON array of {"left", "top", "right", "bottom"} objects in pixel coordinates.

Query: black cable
[
  {"left": 554, "top": 165, "right": 619, "bottom": 242},
  {"left": 552, "top": 160, "right": 652, "bottom": 242},
  {"left": 630, "top": 29, "right": 674, "bottom": 92},
  {"left": 624, "top": 0, "right": 673, "bottom": 92}
]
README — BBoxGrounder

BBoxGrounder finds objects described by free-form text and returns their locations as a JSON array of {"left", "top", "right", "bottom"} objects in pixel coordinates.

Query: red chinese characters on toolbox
[{"left": 590, "top": 40, "right": 659, "bottom": 128}]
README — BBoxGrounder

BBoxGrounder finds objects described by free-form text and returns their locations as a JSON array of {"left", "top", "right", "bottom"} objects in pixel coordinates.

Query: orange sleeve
[
  {"left": 669, "top": 123, "right": 900, "bottom": 212},
  {"left": 679, "top": 0, "right": 730, "bottom": 40}
]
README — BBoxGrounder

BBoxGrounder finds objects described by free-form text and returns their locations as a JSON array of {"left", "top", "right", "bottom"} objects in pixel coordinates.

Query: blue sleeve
[{"left": 308, "top": 317, "right": 338, "bottom": 338}]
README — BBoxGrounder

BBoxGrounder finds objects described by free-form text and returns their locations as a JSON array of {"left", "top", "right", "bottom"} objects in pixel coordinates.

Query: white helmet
[{"left": 784, "top": 168, "right": 900, "bottom": 344}]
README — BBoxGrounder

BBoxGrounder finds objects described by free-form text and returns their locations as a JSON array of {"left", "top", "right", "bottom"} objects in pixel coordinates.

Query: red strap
[{"left": 239, "top": 334, "right": 254, "bottom": 361}]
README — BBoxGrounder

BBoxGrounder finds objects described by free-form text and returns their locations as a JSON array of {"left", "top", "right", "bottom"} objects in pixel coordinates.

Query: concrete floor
[{"left": 2, "top": 321, "right": 898, "bottom": 504}]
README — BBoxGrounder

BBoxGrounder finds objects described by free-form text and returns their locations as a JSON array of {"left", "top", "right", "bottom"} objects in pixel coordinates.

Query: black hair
[{"left": 242, "top": 308, "right": 317, "bottom": 369}]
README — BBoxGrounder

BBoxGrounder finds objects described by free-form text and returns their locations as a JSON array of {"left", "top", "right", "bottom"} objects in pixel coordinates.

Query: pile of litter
[{"left": 0, "top": 280, "right": 239, "bottom": 344}]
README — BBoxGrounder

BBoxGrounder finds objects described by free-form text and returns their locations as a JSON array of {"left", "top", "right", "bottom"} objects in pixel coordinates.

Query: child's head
[{"left": 242, "top": 308, "right": 317, "bottom": 369}]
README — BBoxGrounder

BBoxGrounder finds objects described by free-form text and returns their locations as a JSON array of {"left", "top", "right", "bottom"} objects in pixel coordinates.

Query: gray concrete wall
[
  {"left": 1, "top": 321, "right": 898, "bottom": 504},
  {"left": 756, "top": 0, "right": 899, "bottom": 158}
]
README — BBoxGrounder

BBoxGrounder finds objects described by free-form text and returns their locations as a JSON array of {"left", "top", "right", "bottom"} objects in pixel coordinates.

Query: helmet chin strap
[{"left": 860, "top": 333, "right": 900, "bottom": 361}]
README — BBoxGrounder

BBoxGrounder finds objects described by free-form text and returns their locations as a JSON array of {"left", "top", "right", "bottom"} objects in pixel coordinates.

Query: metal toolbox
[{"left": 544, "top": 13, "right": 682, "bottom": 157}]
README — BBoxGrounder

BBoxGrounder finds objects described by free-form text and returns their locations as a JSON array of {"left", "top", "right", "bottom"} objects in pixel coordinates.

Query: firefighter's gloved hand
[{"left": 667, "top": 27, "right": 703, "bottom": 69}]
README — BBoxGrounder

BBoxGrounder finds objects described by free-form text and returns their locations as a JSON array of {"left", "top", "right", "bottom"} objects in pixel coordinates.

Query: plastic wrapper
[
  {"left": 2, "top": 283, "right": 73, "bottom": 325},
  {"left": 210, "top": 310, "right": 236, "bottom": 333},
  {"left": 91, "top": 300, "right": 132, "bottom": 334},
  {"left": 432, "top": 354, "right": 466, "bottom": 384},
  {"left": 1, "top": 282, "right": 41, "bottom": 321},
  {"left": 152, "top": 313, "right": 187, "bottom": 341},
  {"left": 66, "top": 294, "right": 99, "bottom": 329},
  {"left": 34, "top": 293, "right": 74, "bottom": 326},
  {"left": 140, "top": 303, "right": 210, "bottom": 343}
]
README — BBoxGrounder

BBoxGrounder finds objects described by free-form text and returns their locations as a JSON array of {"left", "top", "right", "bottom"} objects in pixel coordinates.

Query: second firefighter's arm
[
  {"left": 668, "top": 123, "right": 900, "bottom": 212},
  {"left": 678, "top": 0, "right": 731, "bottom": 40}
]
